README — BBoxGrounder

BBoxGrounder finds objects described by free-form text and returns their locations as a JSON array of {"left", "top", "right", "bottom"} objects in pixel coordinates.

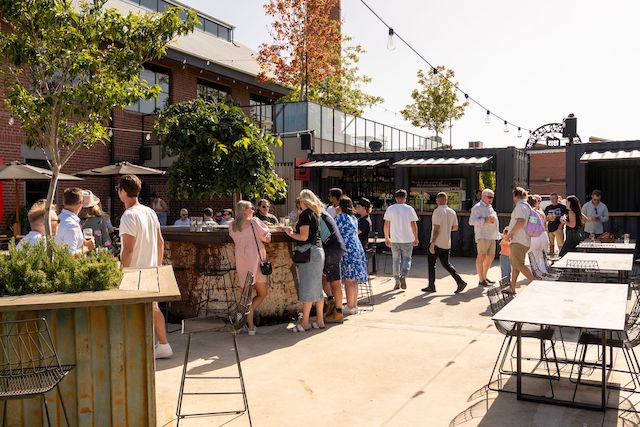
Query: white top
[
  {"left": 119, "top": 203, "right": 161, "bottom": 268},
  {"left": 173, "top": 218, "right": 190, "bottom": 226},
  {"left": 508, "top": 199, "right": 531, "bottom": 247},
  {"left": 493, "top": 280, "right": 627, "bottom": 331},
  {"left": 17, "top": 230, "right": 43, "bottom": 249},
  {"left": 55, "top": 208, "right": 83, "bottom": 252},
  {"left": 582, "top": 201, "right": 609, "bottom": 235},
  {"left": 326, "top": 205, "right": 338, "bottom": 219},
  {"left": 469, "top": 201, "right": 500, "bottom": 241},
  {"left": 553, "top": 251, "right": 634, "bottom": 272},
  {"left": 383, "top": 203, "right": 418, "bottom": 244},
  {"left": 431, "top": 205, "right": 458, "bottom": 249}
]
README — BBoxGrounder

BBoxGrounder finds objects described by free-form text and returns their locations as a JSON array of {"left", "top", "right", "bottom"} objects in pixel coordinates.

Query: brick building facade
[
  {"left": 0, "top": 0, "right": 289, "bottom": 231},
  {"left": 528, "top": 148, "right": 567, "bottom": 196}
]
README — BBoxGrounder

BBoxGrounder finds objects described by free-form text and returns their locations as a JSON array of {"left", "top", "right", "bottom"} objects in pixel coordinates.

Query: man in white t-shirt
[
  {"left": 505, "top": 187, "right": 534, "bottom": 294},
  {"left": 423, "top": 192, "right": 467, "bottom": 294},
  {"left": 326, "top": 187, "right": 342, "bottom": 219},
  {"left": 383, "top": 189, "right": 419, "bottom": 291},
  {"left": 118, "top": 174, "right": 172, "bottom": 359}
]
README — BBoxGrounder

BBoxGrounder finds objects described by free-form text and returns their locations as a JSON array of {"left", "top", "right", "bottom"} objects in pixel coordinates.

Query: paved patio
[{"left": 155, "top": 255, "right": 640, "bottom": 427}]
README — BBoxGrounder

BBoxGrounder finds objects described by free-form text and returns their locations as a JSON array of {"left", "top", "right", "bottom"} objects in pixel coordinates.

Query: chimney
[{"left": 469, "top": 141, "right": 483, "bottom": 149}]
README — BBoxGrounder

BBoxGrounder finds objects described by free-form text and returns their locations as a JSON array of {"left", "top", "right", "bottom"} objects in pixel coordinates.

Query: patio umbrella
[
  {"left": 74, "top": 161, "right": 165, "bottom": 176},
  {"left": 0, "top": 161, "right": 83, "bottom": 237}
]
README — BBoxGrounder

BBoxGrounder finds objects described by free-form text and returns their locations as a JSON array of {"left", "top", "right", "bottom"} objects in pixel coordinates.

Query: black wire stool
[
  {"left": 176, "top": 270, "right": 254, "bottom": 427},
  {"left": 0, "top": 318, "right": 73, "bottom": 427}
]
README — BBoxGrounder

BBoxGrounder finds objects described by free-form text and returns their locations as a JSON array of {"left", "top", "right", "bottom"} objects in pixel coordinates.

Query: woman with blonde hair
[
  {"left": 285, "top": 189, "right": 325, "bottom": 331},
  {"left": 228, "top": 200, "right": 272, "bottom": 335}
]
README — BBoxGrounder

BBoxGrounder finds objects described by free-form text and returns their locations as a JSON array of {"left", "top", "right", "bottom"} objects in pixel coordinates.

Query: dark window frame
[{"left": 124, "top": 65, "right": 172, "bottom": 114}]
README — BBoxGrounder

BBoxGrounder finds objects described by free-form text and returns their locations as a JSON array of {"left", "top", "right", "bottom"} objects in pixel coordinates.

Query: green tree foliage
[
  {"left": 401, "top": 66, "right": 468, "bottom": 139},
  {"left": 0, "top": 0, "right": 197, "bottom": 239},
  {"left": 478, "top": 171, "right": 497, "bottom": 192},
  {"left": 285, "top": 40, "right": 384, "bottom": 116},
  {"left": 155, "top": 100, "right": 287, "bottom": 201},
  {"left": 0, "top": 240, "right": 122, "bottom": 296}
]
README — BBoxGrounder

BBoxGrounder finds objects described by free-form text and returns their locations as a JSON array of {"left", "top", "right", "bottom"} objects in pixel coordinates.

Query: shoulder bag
[{"left": 250, "top": 221, "right": 273, "bottom": 275}]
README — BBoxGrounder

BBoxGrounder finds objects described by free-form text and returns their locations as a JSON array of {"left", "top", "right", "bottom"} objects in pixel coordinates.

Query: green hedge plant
[{"left": 0, "top": 240, "right": 123, "bottom": 296}]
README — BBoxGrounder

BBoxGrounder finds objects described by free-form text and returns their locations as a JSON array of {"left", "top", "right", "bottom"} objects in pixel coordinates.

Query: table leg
[
  {"left": 372, "top": 250, "right": 377, "bottom": 274},
  {"left": 517, "top": 322, "right": 522, "bottom": 399},
  {"left": 601, "top": 331, "right": 607, "bottom": 411}
]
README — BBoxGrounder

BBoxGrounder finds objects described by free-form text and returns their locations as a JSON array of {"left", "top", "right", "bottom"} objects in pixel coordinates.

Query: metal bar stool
[
  {"left": 0, "top": 318, "right": 73, "bottom": 427},
  {"left": 358, "top": 249, "right": 376, "bottom": 311},
  {"left": 176, "top": 271, "right": 254, "bottom": 427}
]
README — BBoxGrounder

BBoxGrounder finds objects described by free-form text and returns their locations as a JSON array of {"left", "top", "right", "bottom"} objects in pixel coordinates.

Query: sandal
[{"left": 312, "top": 321, "right": 325, "bottom": 329}]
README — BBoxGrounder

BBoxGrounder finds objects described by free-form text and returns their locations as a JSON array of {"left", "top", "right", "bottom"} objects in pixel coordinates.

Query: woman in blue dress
[{"left": 335, "top": 196, "right": 368, "bottom": 315}]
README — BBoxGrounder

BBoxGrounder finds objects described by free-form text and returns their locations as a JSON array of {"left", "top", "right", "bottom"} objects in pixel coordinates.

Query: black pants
[
  {"left": 428, "top": 246, "right": 463, "bottom": 287},
  {"left": 559, "top": 228, "right": 583, "bottom": 257}
]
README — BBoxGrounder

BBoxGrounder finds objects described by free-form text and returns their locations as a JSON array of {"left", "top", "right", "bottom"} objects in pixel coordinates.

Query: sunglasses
[
  {"left": 223, "top": 213, "right": 231, "bottom": 216},
  {"left": 260, "top": 205, "right": 269, "bottom": 209},
  {"left": 181, "top": 214, "right": 188, "bottom": 217},
  {"left": 486, "top": 195, "right": 494, "bottom": 199},
  {"left": 249, "top": 206, "right": 255, "bottom": 210}
]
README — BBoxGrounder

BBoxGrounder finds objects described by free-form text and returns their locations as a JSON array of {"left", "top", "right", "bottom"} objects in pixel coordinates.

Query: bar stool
[
  {"left": 176, "top": 271, "right": 254, "bottom": 427},
  {"left": 359, "top": 250, "right": 376, "bottom": 310}
]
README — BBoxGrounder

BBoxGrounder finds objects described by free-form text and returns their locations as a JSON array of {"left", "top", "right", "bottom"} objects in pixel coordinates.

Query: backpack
[{"left": 524, "top": 208, "right": 545, "bottom": 238}]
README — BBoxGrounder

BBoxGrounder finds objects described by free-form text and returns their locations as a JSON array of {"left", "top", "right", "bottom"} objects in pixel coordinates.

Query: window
[
  {"left": 125, "top": 68, "right": 170, "bottom": 114},
  {"left": 250, "top": 96, "right": 273, "bottom": 130},
  {"left": 24, "top": 159, "right": 50, "bottom": 206},
  {"left": 197, "top": 81, "right": 229, "bottom": 104}
]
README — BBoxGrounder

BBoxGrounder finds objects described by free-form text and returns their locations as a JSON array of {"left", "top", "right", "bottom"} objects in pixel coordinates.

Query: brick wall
[
  {"left": 529, "top": 150, "right": 566, "bottom": 196},
  {"left": 0, "top": 54, "right": 284, "bottom": 232}
]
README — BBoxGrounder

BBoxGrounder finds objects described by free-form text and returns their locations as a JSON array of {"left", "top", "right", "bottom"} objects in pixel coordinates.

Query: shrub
[{"left": 0, "top": 239, "right": 123, "bottom": 296}]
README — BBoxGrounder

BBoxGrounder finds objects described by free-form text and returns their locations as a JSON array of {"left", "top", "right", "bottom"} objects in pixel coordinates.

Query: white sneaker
[
  {"left": 155, "top": 343, "right": 173, "bottom": 359},
  {"left": 343, "top": 306, "right": 359, "bottom": 316},
  {"left": 248, "top": 327, "right": 257, "bottom": 336}
]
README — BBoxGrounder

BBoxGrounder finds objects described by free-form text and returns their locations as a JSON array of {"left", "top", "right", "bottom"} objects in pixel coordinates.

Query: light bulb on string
[
  {"left": 108, "top": 128, "right": 113, "bottom": 138},
  {"left": 387, "top": 28, "right": 396, "bottom": 51},
  {"left": 485, "top": 110, "right": 491, "bottom": 124},
  {"left": 431, "top": 67, "right": 439, "bottom": 85},
  {"left": 503, "top": 120, "right": 509, "bottom": 133},
  {"left": 8, "top": 116, "right": 14, "bottom": 126},
  {"left": 517, "top": 127, "right": 522, "bottom": 138},
  {"left": 145, "top": 132, "right": 151, "bottom": 141}
]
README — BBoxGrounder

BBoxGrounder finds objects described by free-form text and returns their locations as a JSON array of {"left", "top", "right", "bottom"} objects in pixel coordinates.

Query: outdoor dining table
[
  {"left": 492, "top": 280, "right": 627, "bottom": 411},
  {"left": 553, "top": 251, "right": 634, "bottom": 283},
  {"left": 576, "top": 240, "right": 636, "bottom": 254}
]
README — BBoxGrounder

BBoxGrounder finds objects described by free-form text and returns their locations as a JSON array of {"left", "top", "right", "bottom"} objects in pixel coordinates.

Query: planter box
[{"left": 0, "top": 266, "right": 180, "bottom": 427}]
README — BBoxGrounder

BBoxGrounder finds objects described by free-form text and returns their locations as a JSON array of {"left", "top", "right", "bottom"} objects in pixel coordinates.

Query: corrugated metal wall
[{"left": 0, "top": 303, "right": 155, "bottom": 427}]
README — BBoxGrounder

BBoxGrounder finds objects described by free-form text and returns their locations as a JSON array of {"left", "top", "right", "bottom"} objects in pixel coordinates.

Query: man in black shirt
[{"left": 544, "top": 193, "right": 569, "bottom": 256}]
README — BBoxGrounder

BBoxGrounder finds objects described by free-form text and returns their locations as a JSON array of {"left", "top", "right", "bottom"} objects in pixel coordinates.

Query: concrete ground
[{"left": 155, "top": 255, "right": 640, "bottom": 427}]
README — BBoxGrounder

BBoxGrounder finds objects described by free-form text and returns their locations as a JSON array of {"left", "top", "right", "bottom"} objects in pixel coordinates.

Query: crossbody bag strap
[{"left": 250, "top": 220, "right": 265, "bottom": 263}]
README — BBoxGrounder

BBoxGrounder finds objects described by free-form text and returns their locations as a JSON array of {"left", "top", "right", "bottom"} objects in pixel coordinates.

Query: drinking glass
[
  {"left": 624, "top": 233, "right": 630, "bottom": 244},
  {"left": 83, "top": 228, "right": 93, "bottom": 239}
]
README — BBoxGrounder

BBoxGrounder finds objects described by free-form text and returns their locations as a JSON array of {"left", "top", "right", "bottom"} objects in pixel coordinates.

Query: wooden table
[
  {"left": 553, "top": 251, "right": 634, "bottom": 283},
  {"left": 493, "top": 280, "right": 627, "bottom": 411},
  {"left": 576, "top": 241, "right": 636, "bottom": 254}
]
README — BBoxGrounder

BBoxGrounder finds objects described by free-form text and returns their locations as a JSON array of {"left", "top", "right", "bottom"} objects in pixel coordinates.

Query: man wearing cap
[
  {"left": 55, "top": 187, "right": 95, "bottom": 254},
  {"left": 469, "top": 189, "right": 500, "bottom": 286},
  {"left": 356, "top": 197, "right": 372, "bottom": 250}
]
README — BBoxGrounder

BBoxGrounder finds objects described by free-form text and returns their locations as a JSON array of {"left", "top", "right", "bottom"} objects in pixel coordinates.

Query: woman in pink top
[{"left": 228, "top": 200, "right": 271, "bottom": 335}]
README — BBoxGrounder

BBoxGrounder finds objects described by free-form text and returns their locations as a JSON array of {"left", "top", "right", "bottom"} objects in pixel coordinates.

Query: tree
[
  {"left": 0, "top": 0, "right": 197, "bottom": 240},
  {"left": 155, "top": 100, "right": 287, "bottom": 202},
  {"left": 401, "top": 66, "right": 468, "bottom": 140},
  {"left": 294, "top": 40, "right": 383, "bottom": 116},
  {"left": 258, "top": 0, "right": 341, "bottom": 102}
]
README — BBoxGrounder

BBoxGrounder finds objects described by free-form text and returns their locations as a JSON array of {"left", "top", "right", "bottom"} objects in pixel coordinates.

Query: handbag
[
  {"left": 292, "top": 244, "right": 312, "bottom": 263},
  {"left": 250, "top": 221, "right": 273, "bottom": 275}
]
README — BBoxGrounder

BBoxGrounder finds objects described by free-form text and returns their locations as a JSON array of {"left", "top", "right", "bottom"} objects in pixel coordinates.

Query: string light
[
  {"left": 387, "top": 28, "right": 396, "bottom": 51},
  {"left": 517, "top": 127, "right": 522, "bottom": 138},
  {"left": 359, "top": 0, "right": 531, "bottom": 133},
  {"left": 145, "top": 132, "right": 151, "bottom": 141},
  {"left": 431, "top": 67, "right": 439, "bottom": 85},
  {"left": 8, "top": 116, "right": 14, "bottom": 125},
  {"left": 503, "top": 120, "right": 509, "bottom": 133},
  {"left": 108, "top": 129, "right": 113, "bottom": 137}
]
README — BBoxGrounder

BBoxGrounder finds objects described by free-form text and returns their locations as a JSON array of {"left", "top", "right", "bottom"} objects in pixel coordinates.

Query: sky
[{"left": 181, "top": 0, "right": 640, "bottom": 149}]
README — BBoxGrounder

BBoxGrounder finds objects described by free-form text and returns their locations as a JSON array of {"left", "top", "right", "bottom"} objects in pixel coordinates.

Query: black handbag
[
  {"left": 251, "top": 222, "right": 272, "bottom": 275},
  {"left": 292, "top": 246, "right": 311, "bottom": 263}
]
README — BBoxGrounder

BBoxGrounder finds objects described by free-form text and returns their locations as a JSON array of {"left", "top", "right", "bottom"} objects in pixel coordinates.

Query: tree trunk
[{"left": 44, "top": 165, "right": 60, "bottom": 259}]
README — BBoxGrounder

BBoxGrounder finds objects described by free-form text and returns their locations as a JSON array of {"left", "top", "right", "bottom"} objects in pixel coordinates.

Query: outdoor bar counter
[
  {"left": 162, "top": 227, "right": 299, "bottom": 324},
  {"left": 0, "top": 266, "right": 181, "bottom": 427}
]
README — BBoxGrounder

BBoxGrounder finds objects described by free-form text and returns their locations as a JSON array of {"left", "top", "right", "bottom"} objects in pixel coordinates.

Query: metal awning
[
  {"left": 393, "top": 156, "right": 492, "bottom": 167},
  {"left": 301, "top": 159, "right": 389, "bottom": 168},
  {"left": 580, "top": 150, "right": 640, "bottom": 162}
]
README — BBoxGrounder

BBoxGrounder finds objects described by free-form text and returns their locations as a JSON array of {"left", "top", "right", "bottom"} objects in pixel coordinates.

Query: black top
[
  {"left": 256, "top": 211, "right": 278, "bottom": 225},
  {"left": 320, "top": 211, "right": 346, "bottom": 254},
  {"left": 567, "top": 206, "right": 583, "bottom": 231},
  {"left": 357, "top": 215, "right": 372, "bottom": 249},
  {"left": 296, "top": 208, "right": 321, "bottom": 247},
  {"left": 544, "top": 203, "right": 569, "bottom": 233}
]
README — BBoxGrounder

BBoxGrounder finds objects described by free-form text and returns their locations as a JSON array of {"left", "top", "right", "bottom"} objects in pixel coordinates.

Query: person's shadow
[{"left": 441, "top": 284, "right": 485, "bottom": 306}]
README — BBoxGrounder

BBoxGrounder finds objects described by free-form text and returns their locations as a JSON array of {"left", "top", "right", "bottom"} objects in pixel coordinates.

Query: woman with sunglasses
[
  {"left": 255, "top": 199, "right": 278, "bottom": 225},
  {"left": 228, "top": 200, "right": 272, "bottom": 335}
]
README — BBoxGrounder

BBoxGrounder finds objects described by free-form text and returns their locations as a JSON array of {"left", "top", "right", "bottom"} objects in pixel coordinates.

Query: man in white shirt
[
  {"left": 174, "top": 208, "right": 190, "bottom": 226},
  {"left": 582, "top": 189, "right": 609, "bottom": 236},
  {"left": 326, "top": 187, "right": 342, "bottom": 219},
  {"left": 118, "top": 174, "right": 172, "bottom": 359},
  {"left": 383, "top": 189, "right": 419, "bottom": 291},
  {"left": 55, "top": 188, "right": 95, "bottom": 254},
  {"left": 17, "top": 200, "right": 59, "bottom": 249},
  {"left": 505, "top": 187, "right": 534, "bottom": 294},
  {"left": 423, "top": 192, "right": 467, "bottom": 294},
  {"left": 469, "top": 189, "right": 500, "bottom": 287}
]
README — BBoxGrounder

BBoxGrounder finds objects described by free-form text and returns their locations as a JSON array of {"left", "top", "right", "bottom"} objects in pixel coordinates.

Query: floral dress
[{"left": 335, "top": 213, "right": 368, "bottom": 282}]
